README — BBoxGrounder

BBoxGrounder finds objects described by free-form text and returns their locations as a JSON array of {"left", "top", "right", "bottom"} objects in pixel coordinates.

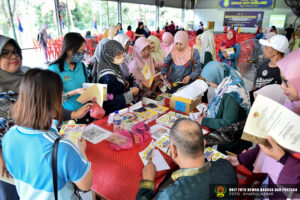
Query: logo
[
  {"left": 262, "top": 70, "right": 268, "bottom": 76},
  {"left": 215, "top": 185, "right": 227, "bottom": 198},
  {"left": 253, "top": 112, "right": 260, "bottom": 118}
]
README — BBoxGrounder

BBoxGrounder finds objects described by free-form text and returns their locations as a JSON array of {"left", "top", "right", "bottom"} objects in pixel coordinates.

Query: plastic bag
[
  {"left": 90, "top": 103, "right": 105, "bottom": 119},
  {"left": 109, "top": 130, "right": 134, "bottom": 150},
  {"left": 131, "top": 122, "right": 151, "bottom": 145}
]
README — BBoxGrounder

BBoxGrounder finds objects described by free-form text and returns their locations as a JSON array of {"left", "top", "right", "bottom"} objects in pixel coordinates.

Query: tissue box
[{"left": 170, "top": 96, "right": 201, "bottom": 114}]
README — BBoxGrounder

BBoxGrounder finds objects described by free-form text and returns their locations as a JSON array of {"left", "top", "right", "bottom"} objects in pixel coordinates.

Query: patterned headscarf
[
  {"left": 97, "top": 40, "right": 125, "bottom": 84},
  {"left": 202, "top": 61, "right": 250, "bottom": 118}
]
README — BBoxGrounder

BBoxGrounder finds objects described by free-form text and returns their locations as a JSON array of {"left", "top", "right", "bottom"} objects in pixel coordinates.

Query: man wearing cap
[{"left": 250, "top": 35, "right": 289, "bottom": 102}]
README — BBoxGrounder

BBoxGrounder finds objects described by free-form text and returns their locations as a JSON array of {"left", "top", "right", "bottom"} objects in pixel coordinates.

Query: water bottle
[{"left": 113, "top": 111, "right": 122, "bottom": 133}]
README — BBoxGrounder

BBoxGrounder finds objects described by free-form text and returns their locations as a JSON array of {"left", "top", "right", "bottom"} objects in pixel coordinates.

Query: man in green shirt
[{"left": 136, "top": 119, "right": 238, "bottom": 200}]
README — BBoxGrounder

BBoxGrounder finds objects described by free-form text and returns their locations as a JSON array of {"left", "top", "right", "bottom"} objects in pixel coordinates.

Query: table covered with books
[
  {"left": 84, "top": 81, "right": 213, "bottom": 200},
  {"left": 86, "top": 115, "right": 177, "bottom": 200}
]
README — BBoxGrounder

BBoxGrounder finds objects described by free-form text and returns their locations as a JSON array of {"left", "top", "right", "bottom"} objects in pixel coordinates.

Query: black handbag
[
  {"left": 52, "top": 137, "right": 83, "bottom": 200},
  {"left": 204, "top": 120, "right": 247, "bottom": 147}
]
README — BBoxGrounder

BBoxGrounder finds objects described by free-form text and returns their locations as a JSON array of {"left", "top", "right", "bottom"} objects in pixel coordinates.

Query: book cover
[
  {"left": 204, "top": 147, "right": 227, "bottom": 161},
  {"left": 156, "top": 111, "right": 188, "bottom": 128},
  {"left": 133, "top": 107, "right": 159, "bottom": 121},
  {"left": 155, "top": 134, "right": 170, "bottom": 156},
  {"left": 59, "top": 124, "right": 86, "bottom": 145},
  {"left": 145, "top": 103, "right": 169, "bottom": 114},
  {"left": 121, "top": 112, "right": 146, "bottom": 130}
]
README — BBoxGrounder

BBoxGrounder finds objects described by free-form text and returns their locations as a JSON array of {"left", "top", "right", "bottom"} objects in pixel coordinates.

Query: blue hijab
[{"left": 202, "top": 61, "right": 250, "bottom": 118}]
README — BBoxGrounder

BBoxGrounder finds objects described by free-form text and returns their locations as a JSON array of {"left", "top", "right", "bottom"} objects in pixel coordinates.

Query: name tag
[{"left": 64, "top": 75, "right": 71, "bottom": 81}]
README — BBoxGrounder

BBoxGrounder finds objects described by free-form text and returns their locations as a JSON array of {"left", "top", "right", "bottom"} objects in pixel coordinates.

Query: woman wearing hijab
[
  {"left": 0, "top": 35, "right": 23, "bottom": 200},
  {"left": 161, "top": 32, "right": 174, "bottom": 57},
  {"left": 148, "top": 36, "right": 165, "bottom": 71},
  {"left": 218, "top": 29, "right": 240, "bottom": 69},
  {"left": 128, "top": 37, "right": 156, "bottom": 88},
  {"left": 227, "top": 52, "right": 300, "bottom": 198},
  {"left": 197, "top": 61, "right": 251, "bottom": 154},
  {"left": 114, "top": 34, "right": 132, "bottom": 79},
  {"left": 97, "top": 40, "right": 139, "bottom": 115},
  {"left": 199, "top": 30, "right": 217, "bottom": 67},
  {"left": 161, "top": 31, "right": 201, "bottom": 93},
  {"left": 193, "top": 34, "right": 202, "bottom": 55},
  {"left": 277, "top": 48, "right": 300, "bottom": 115}
]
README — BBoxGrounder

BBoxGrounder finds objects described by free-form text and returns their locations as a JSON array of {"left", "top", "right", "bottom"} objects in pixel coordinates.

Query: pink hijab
[
  {"left": 277, "top": 48, "right": 300, "bottom": 115},
  {"left": 171, "top": 31, "right": 192, "bottom": 66},
  {"left": 161, "top": 32, "right": 174, "bottom": 57},
  {"left": 128, "top": 37, "right": 155, "bottom": 83}
]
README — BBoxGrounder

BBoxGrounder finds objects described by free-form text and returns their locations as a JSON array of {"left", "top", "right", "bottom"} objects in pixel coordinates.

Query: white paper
[
  {"left": 129, "top": 101, "right": 143, "bottom": 112},
  {"left": 196, "top": 103, "right": 208, "bottom": 113},
  {"left": 172, "top": 79, "right": 208, "bottom": 100},
  {"left": 189, "top": 112, "right": 201, "bottom": 121},
  {"left": 243, "top": 95, "right": 300, "bottom": 153},
  {"left": 139, "top": 141, "right": 170, "bottom": 171},
  {"left": 151, "top": 150, "right": 170, "bottom": 171},
  {"left": 83, "top": 124, "right": 113, "bottom": 144},
  {"left": 150, "top": 124, "right": 170, "bottom": 140}
]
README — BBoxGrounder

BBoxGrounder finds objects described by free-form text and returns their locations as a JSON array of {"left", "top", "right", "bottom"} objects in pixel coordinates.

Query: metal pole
[
  {"left": 106, "top": 0, "right": 109, "bottom": 28},
  {"left": 181, "top": 0, "right": 185, "bottom": 28},
  {"left": 155, "top": 0, "right": 159, "bottom": 29},
  {"left": 117, "top": 0, "right": 122, "bottom": 23},
  {"left": 54, "top": 0, "right": 62, "bottom": 36},
  {"left": 7, "top": 0, "right": 17, "bottom": 41}
]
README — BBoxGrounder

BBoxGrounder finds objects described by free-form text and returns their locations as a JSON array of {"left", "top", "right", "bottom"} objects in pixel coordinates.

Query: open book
[
  {"left": 242, "top": 95, "right": 300, "bottom": 153},
  {"left": 59, "top": 124, "right": 86, "bottom": 145},
  {"left": 77, "top": 83, "right": 107, "bottom": 107},
  {"left": 142, "top": 64, "right": 161, "bottom": 87}
]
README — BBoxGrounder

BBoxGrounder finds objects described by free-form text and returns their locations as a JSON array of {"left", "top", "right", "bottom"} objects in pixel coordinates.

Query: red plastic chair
[
  {"left": 86, "top": 39, "right": 95, "bottom": 58},
  {"left": 32, "top": 38, "right": 41, "bottom": 52}
]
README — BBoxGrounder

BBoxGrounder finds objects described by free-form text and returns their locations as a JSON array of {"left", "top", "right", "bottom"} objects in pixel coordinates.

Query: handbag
[{"left": 52, "top": 137, "right": 82, "bottom": 200}]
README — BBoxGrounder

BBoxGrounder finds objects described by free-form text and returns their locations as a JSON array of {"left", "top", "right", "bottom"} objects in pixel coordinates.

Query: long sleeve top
[{"left": 161, "top": 49, "right": 201, "bottom": 83}]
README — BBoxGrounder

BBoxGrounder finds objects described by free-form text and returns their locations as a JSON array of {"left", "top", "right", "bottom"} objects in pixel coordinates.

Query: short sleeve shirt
[
  {"left": 2, "top": 123, "right": 91, "bottom": 200},
  {"left": 254, "top": 61, "right": 282, "bottom": 89},
  {"left": 49, "top": 62, "right": 88, "bottom": 111}
]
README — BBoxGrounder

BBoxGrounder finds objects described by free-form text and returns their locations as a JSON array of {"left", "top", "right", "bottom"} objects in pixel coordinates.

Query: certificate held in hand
[{"left": 242, "top": 94, "right": 300, "bottom": 153}]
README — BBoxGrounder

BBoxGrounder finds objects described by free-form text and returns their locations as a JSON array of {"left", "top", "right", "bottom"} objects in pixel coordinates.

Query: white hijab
[
  {"left": 113, "top": 34, "right": 130, "bottom": 49},
  {"left": 199, "top": 30, "right": 216, "bottom": 64},
  {"left": 254, "top": 84, "right": 287, "bottom": 105}
]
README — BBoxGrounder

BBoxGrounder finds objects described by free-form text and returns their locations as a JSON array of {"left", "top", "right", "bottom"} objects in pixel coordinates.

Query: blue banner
[
  {"left": 219, "top": 0, "right": 275, "bottom": 8},
  {"left": 224, "top": 11, "right": 264, "bottom": 28}
]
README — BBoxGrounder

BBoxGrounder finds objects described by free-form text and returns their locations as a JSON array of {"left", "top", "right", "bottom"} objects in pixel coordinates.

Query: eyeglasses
[{"left": 1, "top": 49, "right": 20, "bottom": 59}]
